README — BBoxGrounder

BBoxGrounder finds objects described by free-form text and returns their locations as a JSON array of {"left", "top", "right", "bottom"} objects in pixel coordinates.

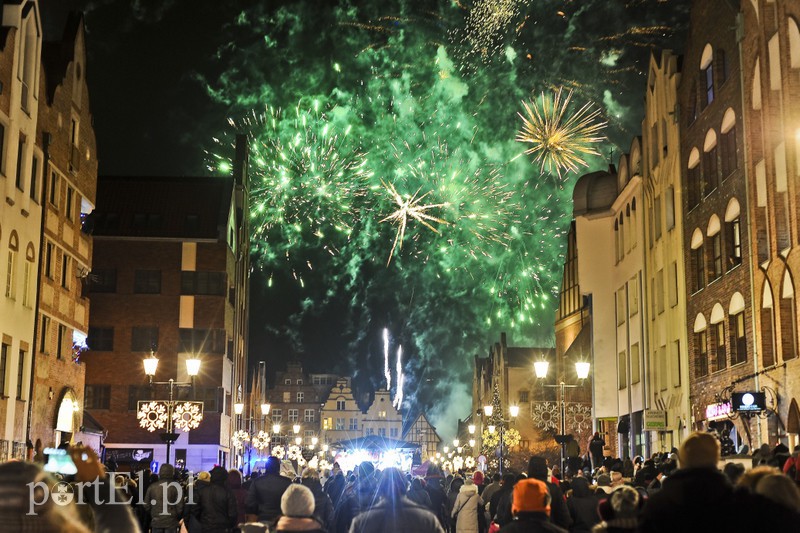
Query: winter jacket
[
  {"left": 497, "top": 512, "right": 568, "bottom": 533},
  {"left": 144, "top": 477, "right": 185, "bottom": 529},
  {"left": 425, "top": 476, "right": 450, "bottom": 529},
  {"left": 349, "top": 496, "right": 446, "bottom": 533},
  {"left": 276, "top": 515, "right": 327, "bottom": 532},
  {"left": 480, "top": 482, "right": 501, "bottom": 507},
  {"left": 245, "top": 473, "right": 293, "bottom": 525},
  {"left": 407, "top": 483, "right": 433, "bottom": 510},
  {"left": 227, "top": 470, "right": 248, "bottom": 526},
  {"left": 451, "top": 483, "right": 482, "bottom": 533},
  {"left": 565, "top": 478, "right": 601, "bottom": 533},
  {"left": 489, "top": 486, "right": 512, "bottom": 525},
  {"left": 496, "top": 479, "right": 570, "bottom": 530},
  {"left": 184, "top": 480, "right": 210, "bottom": 533},
  {"left": 193, "top": 469, "right": 238, "bottom": 533},
  {"left": 302, "top": 477, "right": 335, "bottom": 532},
  {"left": 333, "top": 474, "right": 379, "bottom": 533},
  {"left": 325, "top": 473, "right": 346, "bottom": 508}
]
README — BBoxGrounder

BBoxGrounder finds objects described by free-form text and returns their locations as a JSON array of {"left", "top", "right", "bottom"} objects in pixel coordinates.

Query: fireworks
[
  {"left": 451, "top": 0, "right": 524, "bottom": 63},
  {"left": 516, "top": 87, "right": 608, "bottom": 177},
  {"left": 393, "top": 345, "right": 405, "bottom": 409},
  {"left": 383, "top": 328, "right": 391, "bottom": 390}
]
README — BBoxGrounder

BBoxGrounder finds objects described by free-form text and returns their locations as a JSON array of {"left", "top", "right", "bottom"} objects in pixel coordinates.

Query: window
[
  {"left": 629, "top": 279, "right": 639, "bottom": 317},
  {"left": 85, "top": 385, "right": 111, "bottom": 409},
  {"left": 710, "top": 233, "right": 723, "bottom": 281},
  {"left": 131, "top": 326, "right": 158, "bottom": 352},
  {"left": 197, "top": 387, "right": 219, "bottom": 412},
  {"left": 283, "top": 392, "right": 290, "bottom": 402},
  {"left": 304, "top": 409, "right": 315, "bottom": 422},
  {"left": 297, "top": 392, "right": 304, "bottom": 402},
  {"left": 178, "top": 328, "right": 226, "bottom": 354},
  {"left": 0, "top": 123, "right": 5, "bottom": 175},
  {"left": 15, "top": 135, "right": 24, "bottom": 191},
  {"left": 57, "top": 325, "right": 66, "bottom": 359},
  {"left": 669, "top": 262, "right": 678, "bottom": 308},
  {"left": 665, "top": 187, "right": 675, "bottom": 231},
  {"left": 44, "top": 243, "right": 53, "bottom": 279},
  {"left": 335, "top": 418, "right": 345, "bottom": 431},
  {"left": 781, "top": 290, "right": 797, "bottom": 361},
  {"left": 702, "top": 57, "right": 714, "bottom": 106},
  {"left": 717, "top": 49, "right": 728, "bottom": 85},
  {"left": 731, "top": 312, "right": 747, "bottom": 365},
  {"left": 653, "top": 196, "right": 662, "bottom": 241},
  {"left": 673, "top": 340, "right": 682, "bottom": 387},
  {"left": 21, "top": 259, "right": 32, "bottom": 307},
  {"left": 134, "top": 270, "right": 161, "bottom": 294},
  {"left": 631, "top": 343, "right": 640, "bottom": 384},
  {"left": 40, "top": 316, "right": 50, "bottom": 354},
  {"left": 712, "top": 322, "right": 726, "bottom": 372},
  {"left": 297, "top": 379, "right": 303, "bottom": 385},
  {"left": 30, "top": 155, "right": 38, "bottom": 202},
  {"left": 180, "top": 271, "right": 226, "bottom": 296},
  {"left": 365, "top": 427, "right": 374, "bottom": 436},
  {"left": 65, "top": 186, "right": 74, "bottom": 222},
  {"left": 128, "top": 385, "right": 152, "bottom": 410},
  {"left": 378, "top": 428, "right": 386, "bottom": 437},
  {"left": 60, "top": 253, "right": 70, "bottom": 290},
  {"left": 323, "top": 418, "right": 331, "bottom": 430},
  {"left": 519, "top": 391, "right": 529, "bottom": 403},
  {"left": 696, "top": 331, "right": 708, "bottom": 378},
  {"left": 0, "top": 344, "right": 7, "bottom": 396},
  {"left": 703, "top": 143, "right": 718, "bottom": 195},
  {"left": 288, "top": 409, "right": 299, "bottom": 422},
  {"left": 658, "top": 345, "right": 667, "bottom": 391},
  {"left": 49, "top": 172, "right": 59, "bottom": 207},
  {"left": 284, "top": 379, "right": 291, "bottom": 385},
  {"left": 721, "top": 125, "right": 737, "bottom": 178},
  {"left": 336, "top": 399, "right": 346, "bottom": 411},
  {"left": 616, "top": 289, "right": 625, "bottom": 326},
  {"left": 688, "top": 162, "right": 701, "bottom": 209},
  {"left": 87, "top": 327, "right": 114, "bottom": 352},
  {"left": 349, "top": 418, "right": 358, "bottom": 431},
  {"left": 90, "top": 269, "right": 116, "bottom": 293},
  {"left": 657, "top": 269, "right": 665, "bottom": 314},
  {"left": 692, "top": 246, "right": 705, "bottom": 292},
  {"left": 618, "top": 351, "right": 627, "bottom": 390},
  {"left": 5, "top": 249, "right": 17, "bottom": 299},
  {"left": 378, "top": 410, "right": 387, "bottom": 418},
  {"left": 727, "top": 219, "right": 742, "bottom": 269},
  {"left": 272, "top": 409, "right": 282, "bottom": 422},
  {"left": 390, "top": 428, "right": 398, "bottom": 438}
]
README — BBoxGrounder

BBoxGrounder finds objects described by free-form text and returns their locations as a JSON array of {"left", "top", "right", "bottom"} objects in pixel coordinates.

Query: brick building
[
  {"left": 29, "top": 11, "right": 98, "bottom": 452},
  {"left": 83, "top": 166, "right": 250, "bottom": 471},
  {"left": 740, "top": 0, "right": 800, "bottom": 447},
  {"left": 679, "top": 1, "right": 754, "bottom": 446}
]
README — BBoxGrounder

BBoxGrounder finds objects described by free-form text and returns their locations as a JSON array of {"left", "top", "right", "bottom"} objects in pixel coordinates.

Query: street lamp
[
  {"left": 234, "top": 403, "right": 245, "bottom": 416},
  {"left": 480, "top": 405, "right": 517, "bottom": 475},
  {"left": 534, "top": 359, "right": 591, "bottom": 475},
  {"left": 261, "top": 403, "right": 271, "bottom": 416},
  {"left": 468, "top": 424, "right": 476, "bottom": 435},
  {"left": 141, "top": 350, "right": 202, "bottom": 465}
]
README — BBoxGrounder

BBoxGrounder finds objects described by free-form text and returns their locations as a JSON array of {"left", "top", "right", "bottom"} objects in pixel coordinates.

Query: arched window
[
  {"left": 724, "top": 198, "right": 742, "bottom": 269},
  {"left": 625, "top": 205, "right": 631, "bottom": 253},
  {"left": 710, "top": 303, "right": 727, "bottom": 372},
  {"left": 703, "top": 129, "right": 719, "bottom": 195},
  {"left": 729, "top": 292, "right": 747, "bottom": 365},
  {"left": 720, "top": 108, "right": 738, "bottom": 178},
  {"left": 701, "top": 43, "right": 715, "bottom": 107},
  {"left": 761, "top": 281, "right": 776, "bottom": 367},
  {"left": 687, "top": 148, "right": 701, "bottom": 209},
  {"left": 694, "top": 313, "right": 709, "bottom": 378},
  {"left": 5, "top": 231, "right": 18, "bottom": 300},
  {"left": 614, "top": 219, "right": 620, "bottom": 264},
  {"left": 691, "top": 228, "right": 705, "bottom": 292},
  {"left": 753, "top": 58, "right": 762, "bottom": 110},
  {"left": 22, "top": 242, "right": 34, "bottom": 308},
  {"left": 707, "top": 214, "right": 723, "bottom": 281},
  {"left": 790, "top": 18, "right": 800, "bottom": 69},
  {"left": 781, "top": 269, "right": 798, "bottom": 361}
]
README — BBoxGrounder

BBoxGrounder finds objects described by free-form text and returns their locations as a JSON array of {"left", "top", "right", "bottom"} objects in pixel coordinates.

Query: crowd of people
[{"left": 2, "top": 431, "right": 800, "bottom": 532}]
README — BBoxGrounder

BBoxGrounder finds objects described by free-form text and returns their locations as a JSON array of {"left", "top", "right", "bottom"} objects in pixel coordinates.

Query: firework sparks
[
  {"left": 516, "top": 87, "right": 607, "bottom": 177},
  {"left": 383, "top": 328, "right": 391, "bottom": 390},
  {"left": 379, "top": 179, "right": 449, "bottom": 265},
  {"left": 450, "top": 0, "right": 524, "bottom": 64},
  {"left": 393, "top": 345, "right": 404, "bottom": 409}
]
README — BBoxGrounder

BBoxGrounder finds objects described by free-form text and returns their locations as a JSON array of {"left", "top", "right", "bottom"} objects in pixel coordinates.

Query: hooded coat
[
  {"left": 302, "top": 476, "right": 335, "bottom": 532},
  {"left": 333, "top": 470, "right": 379, "bottom": 533},
  {"left": 565, "top": 477, "right": 601, "bottom": 533},
  {"left": 193, "top": 466, "right": 238, "bottom": 533},
  {"left": 451, "top": 482, "right": 482, "bottom": 533},
  {"left": 227, "top": 469, "right": 248, "bottom": 526},
  {"left": 144, "top": 464, "right": 184, "bottom": 529},
  {"left": 246, "top": 464, "right": 293, "bottom": 525}
]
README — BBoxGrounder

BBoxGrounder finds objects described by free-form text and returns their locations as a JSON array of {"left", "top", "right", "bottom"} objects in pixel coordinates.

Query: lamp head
[
  {"left": 273, "top": 423, "right": 281, "bottom": 434},
  {"left": 234, "top": 403, "right": 244, "bottom": 415},
  {"left": 575, "top": 361, "right": 591, "bottom": 380},
  {"left": 468, "top": 424, "right": 476, "bottom": 434},
  {"left": 488, "top": 425, "right": 496, "bottom": 434},
  {"left": 293, "top": 424, "right": 301, "bottom": 434},
  {"left": 469, "top": 439, "right": 476, "bottom": 448},
  {"left": 483, "top": 405, "right": 494, "bottom": 417},
  {"left": 261, "top": 403, "right": 271, "bottom": 416},
  {"left": 185, "top": 357, "right": 201, "bottom": 377},
  {"left": 143, "top": 352, "right": 159, "bottom": 377},
  {"left": 295, "top": 436, "right": 302, "bottom": 445},
  {"left": 509, "top": 405, "right": 520, "bottom": 418},
  {"left": 534, "top": 360, "right": 550, "bottom": 379},
  {"left": 453, "top": 438, "right": 459, "bottom": 447}
]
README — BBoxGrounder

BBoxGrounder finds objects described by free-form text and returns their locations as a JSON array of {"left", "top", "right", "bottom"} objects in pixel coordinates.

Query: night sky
[{"left": 39, "top": 0, "right": 688, "bottom": 438}]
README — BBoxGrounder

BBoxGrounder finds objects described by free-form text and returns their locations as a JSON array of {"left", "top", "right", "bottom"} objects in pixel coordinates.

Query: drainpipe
[{"left": 25, "top": 131, "right": 51, "bottom": 451}]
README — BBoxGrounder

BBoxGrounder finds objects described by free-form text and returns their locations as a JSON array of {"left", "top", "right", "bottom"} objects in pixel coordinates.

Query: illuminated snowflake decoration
[
  {"left": 271, "top": 445, "right": 286, "bottom": 459},
  {"left": 251, "top": 431, "right": 270, "bottom": 451},
  {"left": 287, "top": 445, "right": 302, "bottom": 461},
  {"left": 137, "top": 401, "right": 168, "bottom": 433},
  {"left": 297, "top": 455, "right": 307, "bottom": 467},
  {"left": 482, "top": 428, "right": 500, "bottom": 449},
  {"left": 452, "top": 456, "right": 465, "bottom": 471},
  {"left": 465, "top": 456, "right": 476, "bottom": 469},
  {"left": 318, "top": 459, "right": 331, "bottom": 471},
  {"left": 504, "top": 428, "right": 521, "bottom": 448},
  {"left": 531, "top": 402, "right": 559, "bottom": 431},
  {"left": 172, "top": 402, "right": 204, "bottom": 432},
  {"left": 566, "top": 403, "right": 593, "bottom": 433}
]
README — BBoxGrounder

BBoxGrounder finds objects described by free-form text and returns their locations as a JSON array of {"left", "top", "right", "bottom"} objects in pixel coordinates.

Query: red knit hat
[{"left": 512, "top": 478, "right": 551, "bottom": 515}]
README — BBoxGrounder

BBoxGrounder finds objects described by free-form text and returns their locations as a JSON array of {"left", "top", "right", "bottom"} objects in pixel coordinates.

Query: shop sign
[
  {"left": 105, "top": 448, "right": 154, "bottom": 464},
  {"left": 644, "top": 409, "right": 667, "bottom": 430},
  {"left": 705, "top": 401, "right": 732, "bottom": 421}
]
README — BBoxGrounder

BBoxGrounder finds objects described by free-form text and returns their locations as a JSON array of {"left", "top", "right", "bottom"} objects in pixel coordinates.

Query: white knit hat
[{"left": 281, "top": 483, "right": 315, "bottom": 517}]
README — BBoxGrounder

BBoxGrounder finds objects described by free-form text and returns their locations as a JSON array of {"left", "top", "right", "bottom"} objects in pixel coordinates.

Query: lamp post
[
  {"left": 233, "top": 402, "right": 273, "bottom": 473},
  {"left": 479, "top": 404, "right": 518, "bottom": 475},
  {"left": 142, "top": 350, "right": 202, "bottom": 466},
  {"left": 534, "top": 359, "right": 591, "bottom": 475}
]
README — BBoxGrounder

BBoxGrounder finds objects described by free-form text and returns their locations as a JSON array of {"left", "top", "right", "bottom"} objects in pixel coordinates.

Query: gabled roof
[
  {"left": 91, "top": 175, "right": 234, "bottom": 240},
  {"left": 41, "top": 11, "right": 83, "bottom": 104},
  {"left": 402, "top": 412, "right": 441, "bottom": 443}
]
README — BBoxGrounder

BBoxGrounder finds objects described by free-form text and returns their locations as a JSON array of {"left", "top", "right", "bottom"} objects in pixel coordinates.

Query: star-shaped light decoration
[
  {"left": 172, "top": 402, "right": 204, "bottom": 432},
  {"left": 137, "top": 401, "right": 168, "bottom": 432},
  {"left": 379, "top": 180, "right": 449, "bottom": 265}
]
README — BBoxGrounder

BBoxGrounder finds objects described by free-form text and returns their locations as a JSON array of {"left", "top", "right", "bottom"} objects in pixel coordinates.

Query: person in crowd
[
  {"left": 302, "top": 467, "right": 335, "bottom": 532},
  {"left": 721, "top": 462, "right": 745, "bottom": 486},
  {"left": 755, "top": 472, "right": 800, "bottom": 513},
  {"left": 527, "top": 456, "right": 572, "bottom": 529},
  {"left": 472, "top": 471, "right": 485, "bottom": 495},
  {"left": 566, "top": 476, "right": 601, "bottom": 533},
  {"left": 566, "top": 438, "right": 582, "bottom": 476},
  {"left": 350, "top": 468, "right": 445, "bottom": 533},
  {"left": 752, "top": 443, "right": 772, "bottom": 467},
  {"left": 589, "top": 433, "right": 605, "bottom": 471},
  {"left": 185, "top": 471, "right": 211, "bottom": 533},
  {"left": 633, "top": 459, "right": 656, "bottom": 488},
  {"left": 451, "top": 477, "right": 483, "bottom": 533},
  {"left": 408, "top": 477, "right": 434, "bottom": 510},
  {"left": 274, "top": 483, "right": 326, "bottom": 533},
  {"left": 145, "top": 463, "right": 185, "bottom": 532},
  {"left": 0, "top": 446, "right": 139, "bottom": 533},
  {"left": 425, "top": 467, "right": 451, "bottom": 530},
  {"left": 333, "top": 461, "right": 379, "bottom": 533},
  {"left": 497, "top": 478, "right": 566, "bottom": 533},
  {"left": 594, "top": 474, "right": 612, "bottom": 496},
  {"left": 592, "top": 485, "right": 642, "bottom": 533},
  {"left": 447, "top": 476, "right": 465, "bottom": 515},
  {"left": 735, "top": 464, "right": 780, "bottom": 491},
  {"left": 782, "top": 445, "right": 800, "bottom": 485},
  {"left": 246, "top": 455, "right": 293, "bottom": 527},
  {"left": 325, "top": 470, "right": 347, "bottom": 508},
  {"left": 481, "top": 473, "right": 502, "bottom": 505},
  {"left": 489, "top": 474, "right": 518, "bottom": 528},
  {"left": 191, "top": 466, "right": 238, "bottom": 533},
  {"left": 608, "top": 472, "right": 624, "bottom": 490},
  {"left": 228, "top": 469, "right": 248, "bottom": 528}
]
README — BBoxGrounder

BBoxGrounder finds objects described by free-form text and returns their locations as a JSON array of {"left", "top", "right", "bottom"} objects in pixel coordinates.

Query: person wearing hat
[
  {"left": 593, "top": 485, "right": 642, "bottom": 533},
  {"left": 144, "top": 463, "right": 185, "bottom": 532},
  {"left": 274, "top": 483, "right": 325, "bottom": 532},
  {"left": 189, "top": 466, "right": 238, "bottom": 533},
  {"left": 595, "top": 474, "right": 613, "bottom": 495},
  {"left": 497, "top": 478, "right": 566, "bottom": 532},
  {"left": 333, "top": 461, "right": 379, "bottom": 533},
  {"left": 301, "top": 467, "right": 335, "bottom": 532},
  {"left": 246, "top": 456, "right": 293, "bottom": 527},
  {"left": 566, "top": 476, "right": 602, "bottom": 533},
  {"left": 522, "top": 456, "right": 571, "bottom": 529},
  {"left": 350, "top": 468, "right": 445, "bottom": 533}
]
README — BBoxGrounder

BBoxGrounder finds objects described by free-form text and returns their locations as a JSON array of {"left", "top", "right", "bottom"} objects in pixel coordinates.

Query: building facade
[
  {"left": 320, "top": 377, "right": 362, "bottom": 444},
  {"left": 403, "top": 413, "right": 441, "bottom": 460},
  {"left": 362, "top": 389, "right": 402, "bottom": 440},
  {"left": 264, "top": 362, "right": 334, "bottom": 446},
  {"left": 679, "top": 0, "right": 755, "bottom": 448},
  {"left": 83, "top": 170, "right": 250, "bottom": 472},
  {"left": 641, "top": 49, "right": 692, "bottom": 452}
]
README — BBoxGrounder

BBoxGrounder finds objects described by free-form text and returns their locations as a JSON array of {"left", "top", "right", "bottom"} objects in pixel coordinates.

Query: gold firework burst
[
  {"left": 380, "top": 180, "right": 448, "bottom": 265},
  {"left": 516, "top": 87, "right": 607, "bottom": 177}
]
